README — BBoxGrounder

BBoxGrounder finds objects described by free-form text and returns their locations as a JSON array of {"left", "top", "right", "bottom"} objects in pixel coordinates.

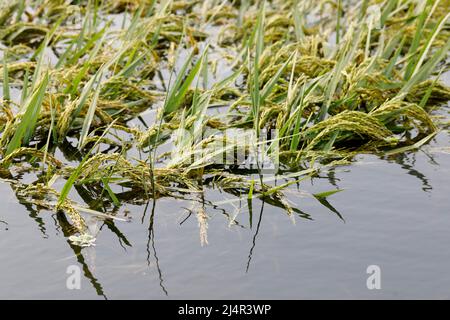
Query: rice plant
[{"left": 0, "top": 0, "right": 449, "bottom": 246}]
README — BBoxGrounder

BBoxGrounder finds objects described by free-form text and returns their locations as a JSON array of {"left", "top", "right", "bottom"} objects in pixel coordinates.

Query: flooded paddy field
[{"left": 0, "top": 0, "right": 449, "bottom": 299}]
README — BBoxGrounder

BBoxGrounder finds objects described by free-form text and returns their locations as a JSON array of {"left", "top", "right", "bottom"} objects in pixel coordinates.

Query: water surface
[{"left": 0, "top": 125, "right": 449, "bottom": 299}]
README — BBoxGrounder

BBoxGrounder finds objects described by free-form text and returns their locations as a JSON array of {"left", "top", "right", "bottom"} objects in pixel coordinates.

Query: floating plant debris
[{"left": 68, "top": 233, "right": 96, "bottom": 247}]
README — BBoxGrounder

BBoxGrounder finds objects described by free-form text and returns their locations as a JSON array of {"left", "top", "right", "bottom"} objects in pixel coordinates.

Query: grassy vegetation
[{"left": 0, "top": 0, "right": 449, "bottom": 245}]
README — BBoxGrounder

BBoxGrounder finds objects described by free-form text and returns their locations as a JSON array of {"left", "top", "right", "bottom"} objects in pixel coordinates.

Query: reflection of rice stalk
[
  {"left": 0, "top": 0, "right": 449, "bottom": 245},
  {"left": 0, "top": 218, "right": 7, "bottom": 229}
]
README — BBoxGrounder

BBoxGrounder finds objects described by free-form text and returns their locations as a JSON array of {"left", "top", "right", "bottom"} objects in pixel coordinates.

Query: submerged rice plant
[{"left": 0, "top": 0, "right": 449, "bottom": 246}]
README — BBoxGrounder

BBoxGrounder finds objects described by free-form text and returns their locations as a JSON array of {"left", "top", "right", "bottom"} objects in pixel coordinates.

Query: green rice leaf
[{"left": 5, "top": 72, "right": 49, "bottom": 156}]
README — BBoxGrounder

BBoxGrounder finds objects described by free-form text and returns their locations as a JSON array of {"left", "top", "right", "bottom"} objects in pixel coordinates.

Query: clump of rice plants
[{"left": 0, "top": 0, "right": 449, "bottom": 245}]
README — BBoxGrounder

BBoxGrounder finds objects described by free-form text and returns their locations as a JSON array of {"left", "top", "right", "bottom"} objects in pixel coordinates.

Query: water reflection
[
  {"left": 246, "top": 200, "right": 265, "bottom": 273},
  {"left": 18, "top": 197, "right": 49, "bottom": 238},
  {"left": 55, "top": 212, "right": 107, "bottom": 299},
  {"left": 144, "top": 200, "right": 168, "bottom": 296},
  {"left": 0, "top": 219, "right": 7, "bottom": 231},
  {"left": 2, "top": 173, "right": 109, "bottom": 298},
  {"left": 3, "top": 141, "right": 447, "bottom": 298},
  {"left": 389, "top": 151, "right": 433, "bottom": 192},
  {"left": 325, "top": 168, "right": 341, "bottom": 189},
  {"left": 104, "top": 219, "right": 132, "bottom": 250}
]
